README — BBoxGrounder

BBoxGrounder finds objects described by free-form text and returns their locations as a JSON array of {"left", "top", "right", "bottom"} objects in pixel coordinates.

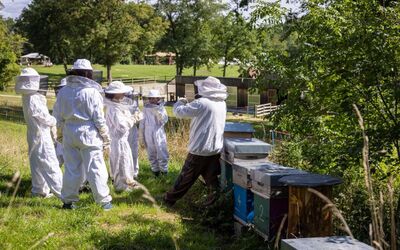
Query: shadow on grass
[
  {"left": 0, "top": 172, "right": 34, "bottom": 199},
  {"left": 91, "top": 211, "right": 178, "bottom": 249}
]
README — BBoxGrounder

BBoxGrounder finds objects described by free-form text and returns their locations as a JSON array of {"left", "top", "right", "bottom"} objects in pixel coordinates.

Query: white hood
[
  {"left": 65, "top": 75, "right": 103, "bottom": 92},
  {"left": 195, "top": 76, "right": 228, "bottom": 100}
]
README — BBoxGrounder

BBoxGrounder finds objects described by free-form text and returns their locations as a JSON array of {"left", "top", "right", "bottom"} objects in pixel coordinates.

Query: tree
[
  {"left": 89, "top": 0, "right": 141, "bottom": 82},
  {"left": 156, "top": 0, "right": 225, "bottom": 76},
  {"left": 0, "top": 16, "right": 24, "bottom": 91},
  {"left": 16, "top": 0, "right": 143, "bottom": 81},
  {"left": 213, "top": 13, "right": 258, "bottom": 77},
  {"left": 126, "top": 2, "right": 168, "bottom": 64},
  {"left": 16, "top": 0, "right": 91, "bottom": 73},
  {"left": 253, "top": 0, "right": 400, "bottom": 244}
]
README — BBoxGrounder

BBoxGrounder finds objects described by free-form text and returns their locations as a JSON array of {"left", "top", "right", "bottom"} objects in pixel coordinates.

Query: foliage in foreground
[
  {"left": 0, "top": 18, "right": 24, "bottom": 91},
  {"left": 254, "top": 0, "right": 400, "bottom": 247}
]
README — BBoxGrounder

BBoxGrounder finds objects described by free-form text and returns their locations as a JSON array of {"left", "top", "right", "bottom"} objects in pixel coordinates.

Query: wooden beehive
[{"left": 278, "top": 174, "right": 342, "bottom": 238}]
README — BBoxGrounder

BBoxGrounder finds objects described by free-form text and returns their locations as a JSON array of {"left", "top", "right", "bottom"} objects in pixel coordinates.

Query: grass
[
  {"left": 0, "top": 117, "right": 269, "bottom": 249},
  {"left": 29, "top": 64, "right": 240, "bottom": 82}
]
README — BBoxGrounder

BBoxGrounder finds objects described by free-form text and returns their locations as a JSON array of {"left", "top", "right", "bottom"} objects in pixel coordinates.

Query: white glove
[
  {"left": 103, "top": 145, "right": 110, "bottom": 158},
  {"left": 50, "top": 126, "right": 57, "bottom": 142},
  {"left": 99, "top": 126, "right": 111, "bottom": 148},
  {"left": 178, "top": 98, "right": 188, "bottom": 104},
  {"left": 133, "top": 111, "right": 143, "bottom": 122}
]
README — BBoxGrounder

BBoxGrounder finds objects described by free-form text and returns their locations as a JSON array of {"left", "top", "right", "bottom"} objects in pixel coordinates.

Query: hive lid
[
  {"left": 278, "top": 173, "right": 342, "bottom": 187},
  {"left": 224, "top": 122, "right": 255, "bottom": 133},
  {"left": 224, "top": 138, "right": 272, "bottom": 155}
]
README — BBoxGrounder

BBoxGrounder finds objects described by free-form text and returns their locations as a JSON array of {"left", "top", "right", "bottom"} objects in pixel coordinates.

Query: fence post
[
  {"left": 254, "top": 104, "right": 257, "bottom": 118},
  {"left": 270, "top": 130, "right": 275, "bottom": 146}
]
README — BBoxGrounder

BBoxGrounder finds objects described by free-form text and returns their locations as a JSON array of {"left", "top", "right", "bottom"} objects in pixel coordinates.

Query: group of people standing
[{"left": 15, "top": 58, "right": 228, "bottom": 211}]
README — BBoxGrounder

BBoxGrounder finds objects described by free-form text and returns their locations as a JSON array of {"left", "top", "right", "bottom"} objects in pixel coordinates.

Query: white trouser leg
[
  {"left": 61, "top": 143, "right": 82, "bottom": 204},
  {"left": 130, "top": 127, "right": 139, "bottom": 177},
  {"left": 80, "top": 164, "right": 87, "bottom": 187},
  {"left": 38, "top": 142, "right": 63, "bottom": 198},
  {"left": 146, "top": 144, "right": 159, "bottom": 172},
  {"left": 30, "top": 160, "right": 50, "bottom": 196},
  {"left": 157, "top": 141, "right": 169, "bottom": 173},
  {"left": 82, "top": 146, "right": 112, "bottom": 205}
]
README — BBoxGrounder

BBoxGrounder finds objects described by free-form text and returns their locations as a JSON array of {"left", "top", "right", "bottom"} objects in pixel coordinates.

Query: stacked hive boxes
[
  {"left": 222, "top": 138, "right": 272, "bottom": 224},
  {"left": 221, "top": 123, "right": 361, "bottom": 248},
  {"left": 221, "top": 122, "right": 307, "bottom": 240},
  {"left": 220, "top": 122, "right": 256, "bottom": 192}
]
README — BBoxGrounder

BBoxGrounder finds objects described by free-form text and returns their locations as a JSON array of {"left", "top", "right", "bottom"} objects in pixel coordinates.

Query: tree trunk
[
  {"left": 223, "top": 59, "right": 228, "bottom": 77},
  {"left": 107, "top": 64, "right": 112, "bottom": 84},
  {"left": 223, "top": 48, "right": 229, "bottom": 77},
  {"left": 63, "top": 62, "right": 68, "bottom": 75},
  {"left": 193, "top": 59, "right": 197, "bottom": 76}
]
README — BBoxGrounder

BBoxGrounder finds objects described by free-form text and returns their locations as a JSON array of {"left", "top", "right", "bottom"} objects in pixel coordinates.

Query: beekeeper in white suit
[
  {"left": 15, "top": 68, "right": 63, "bottom": 198},
  {"left": 164, "top": 76, "right": 227, "bottom": 207},
  {"left": 53, "top": 78, "right": 89, "bottom": 192},
  {"left": 53, "top": 59, "right": 112, "bottom": 210},
  {"left": 140, "top": 89, "right": 169, "bottom": 176},
  {"left": 104, "top": 81, "right": 142, "bottom": 192}
]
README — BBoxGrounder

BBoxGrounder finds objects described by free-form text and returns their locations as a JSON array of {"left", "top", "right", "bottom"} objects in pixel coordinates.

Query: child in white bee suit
[
  {"left": 140, "top": 89, "right": 169, "bottom": 177},
  {"left": 15, "top": 68, "right": 63, "bottom": 199},
  {"left": 104, "top": 81, "right": 142, "bottom": 192}
]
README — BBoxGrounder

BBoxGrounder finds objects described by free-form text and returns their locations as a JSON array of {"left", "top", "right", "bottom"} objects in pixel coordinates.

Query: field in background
[{"left": 30, "top": 64, "right": 240, "bottom": 82}]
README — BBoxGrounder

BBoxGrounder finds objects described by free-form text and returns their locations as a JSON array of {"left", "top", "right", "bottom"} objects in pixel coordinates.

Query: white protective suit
[
  {"left": 173, "top": 77, "right": 227, "bottom": 156},
  {"left": 53, "top": 75, "right": 112, "bottom": 205},
  {"left": 105, "top": 98, "right": 138, "bottom": 191},
  {"left": 140, "top": 103, "right": 169, "bottom": 173},
  {"left": 127, "top": 97, "right": 141, "bottom": 178},
  {"left": 17, "top": 71, "right": 63, "bottom": 198},
  {"left": 53, "top": 78, "right": 88, "bottom": 188}
]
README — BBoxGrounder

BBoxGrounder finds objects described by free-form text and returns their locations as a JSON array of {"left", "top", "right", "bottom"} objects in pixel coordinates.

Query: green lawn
[
  {"left": 30, "top": 64, "right": 240, "bottom": 82},
  {"left": 0, "top": 118, "right": 268, "bottom": 249}
]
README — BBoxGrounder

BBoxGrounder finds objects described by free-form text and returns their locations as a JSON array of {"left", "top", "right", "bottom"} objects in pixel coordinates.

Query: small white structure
[{"left": 20, "top": 53, "right": 52, "bottom": 66}]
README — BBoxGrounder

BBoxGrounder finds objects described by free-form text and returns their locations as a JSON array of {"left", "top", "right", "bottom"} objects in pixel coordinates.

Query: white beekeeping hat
[
  {"left": 104, "top": 81, "right": 133, "bottom": 94},
  {"left": 194, "top": 76, "right": 227, "bottom": 99},
  {"left": 72, "top": 59, "right": 93, "bottom": 70},
  {"left": 15, "top": 68, "right": 40, "bottom": 94}
]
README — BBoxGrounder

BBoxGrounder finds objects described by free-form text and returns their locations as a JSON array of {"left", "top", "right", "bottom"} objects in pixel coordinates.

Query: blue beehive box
[
  {"left": 233, "top": 184, "right": 254, "bottom": 225},
  {"left": 219, "top": 158, "right": 233, "bottom": 192}
]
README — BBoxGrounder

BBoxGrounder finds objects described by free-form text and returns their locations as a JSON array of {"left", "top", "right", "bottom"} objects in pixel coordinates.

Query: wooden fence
[
  {"left": 0, "top": 106, "right": 25, "bottom": 123},
  {"left": 254, "top": 103, "right": 280, "bottom": 117}
]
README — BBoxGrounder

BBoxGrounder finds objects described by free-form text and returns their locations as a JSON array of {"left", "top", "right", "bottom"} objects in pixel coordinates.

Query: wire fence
[{"left": 0, "top": 106, "right": 25, "bottom": 123}]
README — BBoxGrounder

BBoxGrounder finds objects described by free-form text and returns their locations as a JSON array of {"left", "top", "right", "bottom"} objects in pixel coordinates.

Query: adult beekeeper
[
  {"left": 104, "top": 81, "right": 142, "bottom": 192},
  {"left": 15, "top": 68, "right": 63, "bottom": 198},
  {"left": 53, "top": 78, "right": 89, "bottom": 193},
  {"left": 140, "top": 89, "right": 169, "bottom": 176},
  {"left": 53, "top": 59, "right": 112, "bottom": 210},
  {"left": 163, "top": 76, "right": 227, "bottom": 207}
]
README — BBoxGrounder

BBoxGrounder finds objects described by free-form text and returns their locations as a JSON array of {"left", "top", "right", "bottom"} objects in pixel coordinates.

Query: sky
[
  {"left": 0, "top": 0, "right": 299, "bottom": 19},
  {"left": 0, "top": 0, "right": 31, "bottom": 19}
]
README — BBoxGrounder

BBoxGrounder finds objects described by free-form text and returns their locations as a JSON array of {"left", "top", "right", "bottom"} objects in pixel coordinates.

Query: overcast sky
[{"left": 0, "top": 0, "right": 298, "bottom": 19}]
